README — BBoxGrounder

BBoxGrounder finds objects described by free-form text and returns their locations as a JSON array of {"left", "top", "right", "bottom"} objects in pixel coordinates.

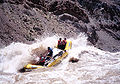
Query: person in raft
[
  {"left": 57, "top": 38, "right": 62, "bottom": 49},
  {"left": 45, "top": 47, "right": 53, "bottom": 61},
  {"left": 61, "top": 38, "right": 67, "bottom": 50}
]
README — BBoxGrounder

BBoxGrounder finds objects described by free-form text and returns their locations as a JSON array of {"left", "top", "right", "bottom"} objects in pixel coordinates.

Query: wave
[{"left": 0, "top": 34, "right": 120, "bottom": 84}]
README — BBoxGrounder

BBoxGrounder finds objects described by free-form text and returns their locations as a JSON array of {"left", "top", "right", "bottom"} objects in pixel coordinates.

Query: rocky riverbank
[{"left": 0, "top": 0, "right": 120, "bottom": 52}]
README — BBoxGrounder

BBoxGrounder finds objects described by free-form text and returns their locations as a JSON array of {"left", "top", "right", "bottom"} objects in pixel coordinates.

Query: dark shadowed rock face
[
  {"left": 47, "top": 0, "right": 89, "bottom": 23},
  {"left": 26, "top": 0, "right": 90, "bottom": 23},
  {"left": 0, "top": 0, "right": 4, "bottom": 3},
  {"left": 0, "top": 0, "right": 120, "bottom": 52},
  {"left": 77, "top": 0, "right": 120, "bottom": 52}
]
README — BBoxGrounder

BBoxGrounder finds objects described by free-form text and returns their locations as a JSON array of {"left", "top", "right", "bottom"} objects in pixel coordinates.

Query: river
[{"left": 0, "top": 33, "right": 120, "bottom": 84}]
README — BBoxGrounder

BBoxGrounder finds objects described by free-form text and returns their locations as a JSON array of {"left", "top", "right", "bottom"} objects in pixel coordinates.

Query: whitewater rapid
[{"left": 0, "top": 34, "right": 120, "bottom": 84}]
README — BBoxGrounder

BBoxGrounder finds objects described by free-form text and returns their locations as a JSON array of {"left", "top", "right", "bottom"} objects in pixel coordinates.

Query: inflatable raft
[{"left": 23, "top": 40, "right": 72, "bottom": 71}]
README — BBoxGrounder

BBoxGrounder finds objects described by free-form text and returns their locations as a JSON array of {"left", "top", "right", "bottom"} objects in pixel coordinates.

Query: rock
[
  {"left": 69, "top": 57, "right": 79, "bottom": 63},
  {"left": 26, "top": 0, "right": 89, "bottom": 23},
  {"left": 0, "top": 0, "right": 120, "bottom": 52},
  {"left": 59, "top": 13, "right": 78, "bottom": 22},
  {"left": 8, "top": 0, "right": 24, "bottom": 4},
  {"left": 47, "top": 0, "right": 89, "bottom": 23},
  {"left": 33, "top": 27, "right": 41, "bottom": 31},
  {"left": 87, "top": 27, "right": 98, "bottom": 45},
  {"left": 0, "top": 0, "right": 4, "bottom": 3}
]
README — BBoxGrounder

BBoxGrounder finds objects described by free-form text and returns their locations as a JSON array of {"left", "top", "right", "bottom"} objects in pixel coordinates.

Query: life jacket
[
  {"left": 58, "top": 40, "right": 62, "bottom": 45},
  {"left": 48, "top": 48, "right": 53, "bottom": 57},
  {"left": 40, "top": 56, "right": 45, "bottom": 62},
  {"left": 48, "top": 47, "right": 53, "bottom": 51},
  {"left": 62, "top": 40, "right": 67, "bottom": 45}
]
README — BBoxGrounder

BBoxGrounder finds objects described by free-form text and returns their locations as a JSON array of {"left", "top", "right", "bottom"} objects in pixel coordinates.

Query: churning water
[{"left": 0, "top": 34, "right": 120, "bottom": 84}]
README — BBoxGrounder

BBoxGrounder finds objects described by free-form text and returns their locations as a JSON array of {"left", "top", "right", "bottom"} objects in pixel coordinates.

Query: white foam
[{"left": 0, "top": 34, "right": 120, "bottom": 84}]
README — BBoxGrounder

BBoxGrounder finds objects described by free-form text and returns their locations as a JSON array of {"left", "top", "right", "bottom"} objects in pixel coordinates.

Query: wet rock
[{"left": 69, "top": 57, "right": 79, "bottom": 63}]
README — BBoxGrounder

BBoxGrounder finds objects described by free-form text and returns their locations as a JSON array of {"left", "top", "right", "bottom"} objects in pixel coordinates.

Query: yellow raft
[{"left": 24, "top": 40, "right": 72, "bottom": 70}]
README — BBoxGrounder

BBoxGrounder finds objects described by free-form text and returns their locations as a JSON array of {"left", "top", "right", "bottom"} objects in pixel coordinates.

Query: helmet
[
  {"left": 64, "top": 38, "right": 66, "bottom": 40},
  {"left": 59, "top": 38, "right": 62, "bottom": 40},
  {"left": 48, "top": 47, "right": 50, "bottom": 50}
]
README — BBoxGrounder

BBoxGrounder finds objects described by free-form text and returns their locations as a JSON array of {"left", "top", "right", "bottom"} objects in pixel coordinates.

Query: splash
[
  {"left": 0, "top": 35, "right": 67, "bottom": 73},
  {"left": 0, "top": 34, "right": 120, "bottom": 84},
  {"left": 0, "top": 42, "right": 32, "bottom": 73}
]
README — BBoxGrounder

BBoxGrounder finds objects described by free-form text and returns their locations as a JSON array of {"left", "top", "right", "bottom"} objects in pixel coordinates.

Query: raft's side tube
[
  {"left": 64, "top": 40, "right": 72, "bottom": 50},
  {"left": 56, "top": 40, "right": 72, "bottom": 50},
  {"left": 24, "top": 64, "right": 45, "bottom": 69},
  {"left": 47, "top": 51, "right": 68, "bottom": 67}
]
